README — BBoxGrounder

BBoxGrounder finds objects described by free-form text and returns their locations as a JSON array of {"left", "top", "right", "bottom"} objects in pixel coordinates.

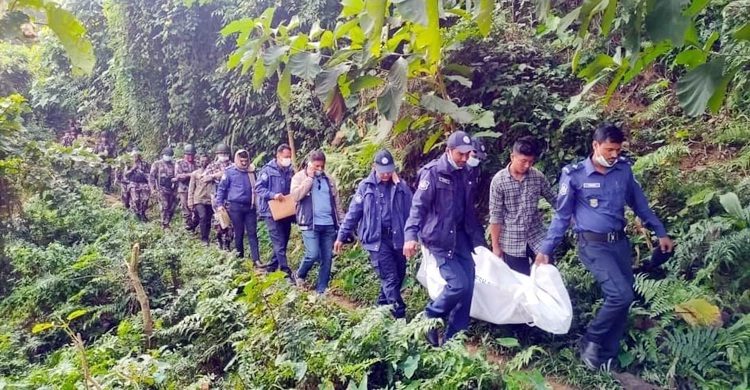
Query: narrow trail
[{"left": 105, "top": 193, "right": 652, "bottom": 390}]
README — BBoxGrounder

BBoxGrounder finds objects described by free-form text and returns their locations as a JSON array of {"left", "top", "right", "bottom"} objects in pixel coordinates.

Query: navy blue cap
[
  {"left": 374, "top": 149, "right": 396, "bottom": 174},
  {"left": 447, "top": 131, "right": 474, "bottom": 153},
  {"left": 472, "top": 138, "right": 487, "bottom": 160}
]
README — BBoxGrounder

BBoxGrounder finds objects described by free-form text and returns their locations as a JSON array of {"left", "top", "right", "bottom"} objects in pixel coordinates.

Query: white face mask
[
  {"left": 162, "top": 156, "right": 172, "bottom": 162},
  {"left": 280, "top": 157, "right": 292, "bottom": 167},
  {"left": 594, "top": 150, "right": 614, "bottom": 168},
  {"left": 467, "top": 156, "right": 480, "bottom": 168},
  {"left": 447, "top": 152, "right": 463, "bottom": 170},
  {"left": 218, "top": 155, "right": 229, "bottom": 162}
]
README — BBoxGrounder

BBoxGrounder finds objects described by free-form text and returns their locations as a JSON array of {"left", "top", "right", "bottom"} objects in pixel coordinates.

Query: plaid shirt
[
  {"left": 489, "top": 166, "right": 557, "bottom": 257},
  {"left": 202, "top": 159, "right": 231, "bottom": 209}
]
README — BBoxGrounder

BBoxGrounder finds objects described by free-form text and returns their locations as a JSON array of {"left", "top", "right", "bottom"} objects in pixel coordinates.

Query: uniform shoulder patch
[
  {"left": 220, "top": 174, "right": 227, "bottom": 181},
  {"left": 563, "top": 162, "right": 583, "bottom": 175},
  {"left": 559, "top": 183, "right": 568, "bottom": 196},
  {"left": 418, "top": 180, "right": 430, "bottom": 191},
  {"left": 354, "top": 194, "right": 364, "bottom": 203},
  {"left": 261, "top": 172, "right": 268, "bottom": 180}
]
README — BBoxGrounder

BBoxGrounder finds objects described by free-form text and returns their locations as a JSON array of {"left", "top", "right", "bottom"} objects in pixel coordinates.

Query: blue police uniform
[
  {"left": 255, "top": 159, "right": 294, "bottom": 275},
  {"left": 216, "top": 164, "right": 261, "bottom": 263},
  {"left": 540, "top": 156, "right": 667, "bottom": 362},
  {"left": 405, "top": 153, "right": 487, "bottom": 340},
  {"left": 338, "top": 170, "right": 412, "bottom": 318}
]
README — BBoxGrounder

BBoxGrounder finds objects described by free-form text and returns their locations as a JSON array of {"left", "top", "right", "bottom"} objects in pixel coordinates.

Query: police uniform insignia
[
  {"left": 560, "top": 183, "right": 568, "bottom": 195},
  {"left": 221, "top": 174, "right": 227, "bottom": 181},
  {"left": 562, "top": 167, "right": 570, "bottom": 174},
  {"left": 261, "top": 172, "right": 268, "bottom": 180},
  {"left": 589, "top": 198, "right": 599, "bottom": 208},
  {"left": 381, "top": 157, "right": 389, "bottom": 164},
  {"left": 418, "top": 180, "right": 430, "bottom": 190},
  {"left": 463, "top": 136, "right": 470, "bottom": 144},
  {"left": 354, "top": 194, "right": 363, "bottom": 203},
  {"left": 438, "top": 176, "right": 451, "bottom": 185},
  {"left": 583, "top": 182, "right": 601, "bottom": 189}
]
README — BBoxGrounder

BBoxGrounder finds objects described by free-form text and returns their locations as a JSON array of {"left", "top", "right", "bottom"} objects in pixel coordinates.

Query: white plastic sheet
[{"left": 416, "top": 246, "right": 572, "bottom": 334}]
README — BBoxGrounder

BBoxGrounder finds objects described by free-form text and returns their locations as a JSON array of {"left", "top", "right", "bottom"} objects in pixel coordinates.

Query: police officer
[
  {"left": 536, "top": 124, "right": 674, "bottom": 370},
  {"left": 175, "top": 144, "right": 197, "bottom": 231},
  {"left": 404, "top": 131, "right": 487, "bottom": 346},
  {"left": 150, "top": 147, "right": 178, "bottom": 228},
  {"left": 334, "top": 149, "right": 413, "bottom": 318},
  {"left": 216, "top": 149, "right": 261, "bottom": 265},
  {"left": 255, "top": 144, "right": 295, "bottom": 278}
]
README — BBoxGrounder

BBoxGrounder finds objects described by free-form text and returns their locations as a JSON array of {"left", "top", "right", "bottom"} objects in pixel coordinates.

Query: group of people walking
[{"left": 70, "top": 123, "right": 674, "bottom": 372}]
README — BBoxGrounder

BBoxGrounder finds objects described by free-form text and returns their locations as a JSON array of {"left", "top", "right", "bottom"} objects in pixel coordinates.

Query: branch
[{"left": 124, "top": 243, "right": 154, "bottom": 349}]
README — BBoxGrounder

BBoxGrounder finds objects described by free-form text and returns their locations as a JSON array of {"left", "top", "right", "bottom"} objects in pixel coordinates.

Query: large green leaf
[
  {"left": 252, "top": 56, "right": 266, "bottom": 89},
  {"left": 420, "top": 95, "right": 475, "bottom": 124},
  {"left": 341, "top": 0, "right": 365, "bottom": 17},
  {"left": 578, "top": 54, "right": 617, "bottom": 81},
  {"left": 734, "top": 23, "right": 750, "bottom": 41},
  {"left": 377, "top": 57, "right": 408, "bottom": 121},
  {"left": 601, "top": 0, "right": 617, "bottom": 36},
  {"left": 719, "top": 192, "right": 744, "bottom": 221},
  {"left": 645, "top": 0, "right": 692, "bottom": 46},
  {"left": 277, "top": 66, "right": 292, "bottom": 114},
  {"left": 351, "top": 75, "right": 384, "bottom": 92},
  {"left": 363, "top": 0, "right": 386, "bottom": 56},
  {"left": 424, "top": 0, "right": 440, "bottom": 71},
  {"left": 44, "top": 3, "right": 95, "bottom": 75},
  {"left": 393, "top": 0, "right": 427, "bottom": 25},
  {"left": 315, "top": 64, "right": 350, "bottom": 107},
  {"left": 707, "top": 67, "right": 738, "bottom": 114},
  {"left": 67, "top": 309, "right": 88, "bottom": 321},
  {"left": 578, "top": 0, "right": 608, "bottom": 38},
  {"left": 676, "top": 57, "right": 725, "bottom": 116},
  {"left": 262, "top": 45, "right": 290, "bottom": 67},
  {"left": 221, "top": 18, "right": 253, "bottom": 37},
  {"left": 288, "top": 52, "right": 322, "bottom": 81},
  {"left": 674, "top": 48, "right": 706, "bottom": 69},
  {"left": 475, "top": 0, "right": 494, "bottom": 36}
]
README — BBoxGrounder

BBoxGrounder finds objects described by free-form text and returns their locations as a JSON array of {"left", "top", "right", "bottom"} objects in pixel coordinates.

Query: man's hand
[
  {"left": 171, "top": 177, "right": 178, "bottom": 183},
  {"left": 492, "top": 246, "right": 503, "bottom": 259},
  {"left": 659, "top": 236, "right": 674, "bottom": 253},
  {"left": 333, "top": 240, "right": 344, "bottom": 254},
  {"left": 534, "top": 253, "right": 550, "bottom": 266},
  {"left": 273, "top": 193, "right": 284, "bottom": 201},
  {"left": 403, "top": 241, "right": 419, "bottom": 258},
  {"left": 306, "top": 164, "right": 316, "bottom": 178},
  {"left": 200, "top": 175, "right": 213, "bottom": 184}
]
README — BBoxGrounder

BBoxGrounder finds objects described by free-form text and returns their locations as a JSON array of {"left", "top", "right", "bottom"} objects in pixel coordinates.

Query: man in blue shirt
[
  {"left": 404, "top": 131, "right": 487, "bottom": 346},
  {"left": 334, "top": 149, "right": 413, "bottom": 318},
  {"left": 216, "top": 149, "right": 261, "bottom": 265},
  {"left": 536, "top": 124, "right": 674, "bottom": 370},
  {"left": 291, "top": 150, "right": 342, "bottom": 294},
  {"left": 255, "top": 144, "right": 295, "bottom": 280}
]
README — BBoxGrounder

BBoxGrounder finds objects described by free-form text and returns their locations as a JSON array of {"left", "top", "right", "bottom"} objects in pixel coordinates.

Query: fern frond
[
  {"left": 559, "top": 103, "right": 600, "bottom": 132},
  {"left": 632, "top": 144, "right": 690, "bottom": 175},
  {"left": 634, "top": 94, "right": 672, "bottom": 122},
  {"left": 711, "top": 122, "right": 750, "bottom": 146}
]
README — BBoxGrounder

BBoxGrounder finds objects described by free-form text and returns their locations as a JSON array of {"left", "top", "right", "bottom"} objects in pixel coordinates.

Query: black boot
[
  {"left": 579, "top": 339, "right": 603, "bottom": 371},
  {"left": 424, "top": 327, "right": 440, "bottom": 347}
]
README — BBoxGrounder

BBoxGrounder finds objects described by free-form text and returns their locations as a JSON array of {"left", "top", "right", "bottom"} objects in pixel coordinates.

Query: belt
[
  {"left": 578, "top": 231, "right": 626, "bottom": 243},
  {"left": 228, "top": 201, "right": 255, "bottom": 210}
]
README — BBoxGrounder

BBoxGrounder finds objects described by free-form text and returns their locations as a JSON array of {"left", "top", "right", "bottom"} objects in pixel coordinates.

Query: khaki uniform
[
  {"left": 202, "top": 159, "right": 233, "bottom": 249},
  {"left": 150, "top": 160, "right": 177, "bottom": 228}
]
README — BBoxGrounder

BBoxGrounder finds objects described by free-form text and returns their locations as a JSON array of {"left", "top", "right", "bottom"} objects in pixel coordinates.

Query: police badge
[{"left": 589, "top": 198, "right": 599, "bottom": 208}]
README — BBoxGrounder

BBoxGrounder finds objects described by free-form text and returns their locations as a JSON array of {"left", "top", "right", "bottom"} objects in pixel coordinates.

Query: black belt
[{"left": 578, "top": 231, "right": 626, "bottom": 243}]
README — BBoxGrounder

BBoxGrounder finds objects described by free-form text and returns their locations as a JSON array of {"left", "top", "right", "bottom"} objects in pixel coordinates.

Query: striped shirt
[{"left": 489, "top": 166, "right": 556, "bottom": 257}]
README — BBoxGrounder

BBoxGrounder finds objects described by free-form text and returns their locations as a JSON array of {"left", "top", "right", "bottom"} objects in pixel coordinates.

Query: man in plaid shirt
[
  {"left": 489, "top": 136, "right": 557, "bottom": 275},
  {"left": 201, "top": 143, "right": 233, "bottom": 250}
]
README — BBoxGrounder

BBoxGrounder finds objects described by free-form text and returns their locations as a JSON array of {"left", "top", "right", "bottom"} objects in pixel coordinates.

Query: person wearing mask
[
  {"left": 202, "top": 144, "right": 233, "bottom": 250},
  {"left": 291, "top": 150, "right": 342, "bottom": 295},
  {"left": 175, "top": 144, "right": 197, "bottom": 231},
  {"left": 403, "top": 131, "right": 487, "bottom": 346},
  {"left": 489, "top": 136, "right": 557, "bottom": 275},
  {"left": 255, "top": 144, "right": 295, "bottom": 279},
  {"left": 334, "top": 149, "right": 412, "bottom": 318},
  {"left": 188, "top": 152, "right": 214, "bottom": 245},
  {"left": 150, "top": 147, "right": 178, "bottom": 228},
  {"left": 536, "top": 124, "right": 674, "bottom": 370},
  {"left": 216, "top": 150, "right": 261, "bottom": 265},
  {"left": 125, "top": 148, "right": 151, "bottom": 221}
]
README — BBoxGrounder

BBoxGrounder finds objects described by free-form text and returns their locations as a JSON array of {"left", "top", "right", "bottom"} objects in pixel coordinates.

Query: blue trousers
[
  {"left": 578, "top": 237, "right": 635, "bottom": 360},
  {"left": 297, "top": 225, "right": 337, "bottom": 294},
  {"left": 227, "top": 202, "right": 260, "bottom": 263},
  {"left": 424, "top": 230, "right": 475, "bottom": 340},
  {"left": 368, "top": 231, "right": 407, "bottom": 318},
  {"left": 264, "top": 216, "right": 293, "bottom": 275}
]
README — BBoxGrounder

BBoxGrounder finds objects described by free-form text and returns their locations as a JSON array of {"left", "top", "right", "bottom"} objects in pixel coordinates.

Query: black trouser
[
  {"left": 195, "top": 204, "right": 214, "bottom": 243},
  {"left": 264, "top": 216, "right": 293, "bottom": 275},
  {"left": 227, "top": 202, "right": 260, "bottom": 262},
  {"left": 504, "top": 244, "right": 553, "bottom": 275},
  {"left": 368, "top": 229, "right": 407, "bottom": 318}
]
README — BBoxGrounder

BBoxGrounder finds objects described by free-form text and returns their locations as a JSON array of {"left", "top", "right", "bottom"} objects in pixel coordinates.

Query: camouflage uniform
[
  {"left": 114, "top": 161, "right": 131, "bottom": 209},
  {"left": 203, "top": 159, "right": 233, "bottom": 250},
  {"left": 125, "top": 161, "right": 151, "bottom": 221},
  {"left": 61, "top": 134, "right": 75, "bottom": 147},
  {"left": 150, "top": 160, "right": 177, "bottom": 228},
  {"left": 175, "top": 158, "right": 197, "bottom": 230}
]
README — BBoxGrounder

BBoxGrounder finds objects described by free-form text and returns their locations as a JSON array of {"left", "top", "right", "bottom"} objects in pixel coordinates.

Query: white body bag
[{"left": 416, "top": 246, "right": 572, "bottom": 334}]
